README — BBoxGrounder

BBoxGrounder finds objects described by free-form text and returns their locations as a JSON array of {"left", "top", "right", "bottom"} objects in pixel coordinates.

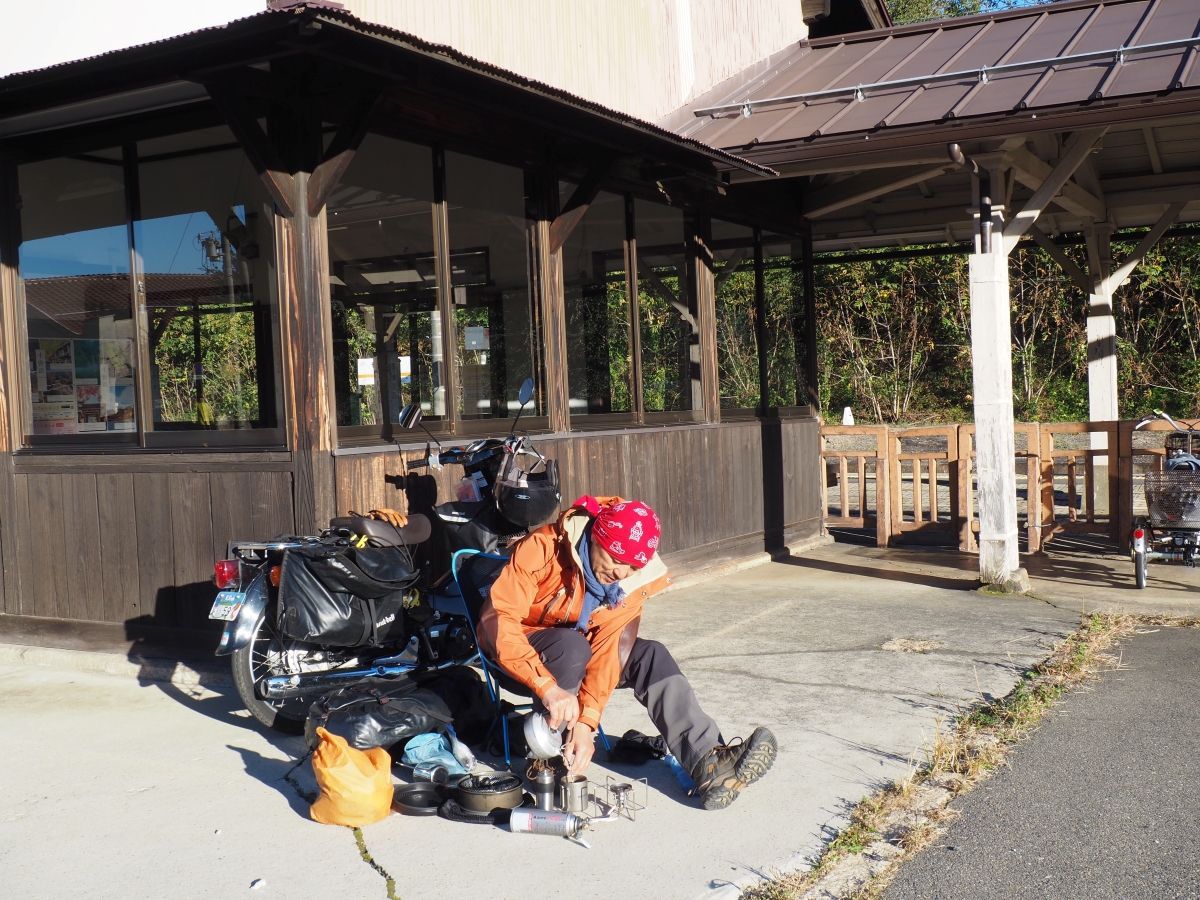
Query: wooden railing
[{"left": 821, "top": 420, "right": 1182, "bottom": 553}]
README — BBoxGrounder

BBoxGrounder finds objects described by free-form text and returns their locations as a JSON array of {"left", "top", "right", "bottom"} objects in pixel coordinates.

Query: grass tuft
[{"left": 740, "top": 612, "right": 1152, "bottom": 900}]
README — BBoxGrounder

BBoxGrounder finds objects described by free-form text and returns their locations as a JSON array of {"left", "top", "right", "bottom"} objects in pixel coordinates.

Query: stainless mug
[{"left": 557, "top": 774, "right": 588, "bottom": 812}]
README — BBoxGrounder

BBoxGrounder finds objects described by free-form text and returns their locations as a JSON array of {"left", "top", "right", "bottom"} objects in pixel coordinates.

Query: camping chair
[{"left": 449, "top": 548, "right": 612, "bottom": 767}]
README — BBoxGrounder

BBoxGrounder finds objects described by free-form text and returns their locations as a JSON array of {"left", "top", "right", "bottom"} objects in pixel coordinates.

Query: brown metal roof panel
[
  {"left": 1003, "top": 7, "right": 1096, "bottom": 63},
  {"left": 956, "top": 71, "right": 1046, "bottom": 118},
  {"left": 708, "top": 106, "right": 814, "bottom": 150},
  {"left": 1032, "top": 61, "right": 1115, "bottom": 107},
  {"left": 1139, "top": 0, "right": 1200, "bottom": 43},
  {"left": 838, "top": 33, "right": 952, "bottom": 84},
  {"left": 884, "top": 24, "right": 988, "bottom": 80},
  {"left": 886, "top": 81, "right": 976, "bottom": 127},
  {"left": 759, "top": 43, "right": 871, "bottom": 99},
  {"left": 1106, "top": 49, "right": 1192, "bottom": 96},
  {"left": 1071, "top": 1, "right": 1151, "bottom": 53},
  {"left": 823, "top": 90, "right": 924, "bottom": 134}
]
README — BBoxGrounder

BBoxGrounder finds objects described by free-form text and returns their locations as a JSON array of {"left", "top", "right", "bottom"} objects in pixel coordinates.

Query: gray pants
[{"left": 522, "top": 628, "right": 723, "bottom": 774}]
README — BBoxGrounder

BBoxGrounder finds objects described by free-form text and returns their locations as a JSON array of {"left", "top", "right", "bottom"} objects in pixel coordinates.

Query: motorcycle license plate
[{"left": 209, "top": 591, "right": 245, "bottom": 621}]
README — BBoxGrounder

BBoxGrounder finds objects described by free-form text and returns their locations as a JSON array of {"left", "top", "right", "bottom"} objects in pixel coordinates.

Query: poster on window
[{"left": 28, "top": 337, "right": 136, "bottom": 434}]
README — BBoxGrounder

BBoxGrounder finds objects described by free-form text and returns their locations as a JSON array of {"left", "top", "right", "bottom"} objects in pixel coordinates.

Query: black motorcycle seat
[{"left": 329, "top": 514, "right": 432, "bottom": 547}]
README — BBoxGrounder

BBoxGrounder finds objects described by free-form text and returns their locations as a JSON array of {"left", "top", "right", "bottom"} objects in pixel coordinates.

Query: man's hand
[
  {"left": 367, "top": 508, "right": 408, "bottom": 528},
  {"left": 541, "top": 685, "right": 579, "bottom": 731},
  {"left": 562, "top": 723, "right": 594, "bottom": 776}
]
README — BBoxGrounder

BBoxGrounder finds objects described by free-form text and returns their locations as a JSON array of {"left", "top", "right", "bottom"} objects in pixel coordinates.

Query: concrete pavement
[
  {"left": 0, "top": 543, "right": 1081, "bottom": 900},
  {"left": 882, "top": 626, "right": 1200, "bottom": 900}
]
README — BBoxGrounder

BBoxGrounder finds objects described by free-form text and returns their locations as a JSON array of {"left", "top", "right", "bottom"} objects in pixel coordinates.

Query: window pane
[
  {"left": 135, "top": 127, "right": 279, "bottom": 431},
  {"left": 763, "top": 240, "right": 806, "bottom": 408},
  {"left": 634, "top": 199, "right": 694, "bottom": 413},
  {"left": 561, "top": 188, "right": 632, "bottom": 416},
  {"left": 326, "top": 135, "right": 442, "bottom": 432},
  {"left": 446, "top": 152, "right": 542, "bottom": 421},
  {"left": 18, "top": 150, "right": 138, "bottom": 436},
  {"left": 713, "top": 221, "right": 758, "bottom": 410}
]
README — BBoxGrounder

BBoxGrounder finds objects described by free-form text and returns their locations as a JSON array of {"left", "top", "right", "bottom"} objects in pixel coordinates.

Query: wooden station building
[{"left": 0, "top": 1, "right": 857, "bottom": 653}]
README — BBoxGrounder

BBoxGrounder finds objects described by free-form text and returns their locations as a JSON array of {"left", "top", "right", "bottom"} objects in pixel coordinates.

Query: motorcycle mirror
[
  {"left": 398, "top": 404, "right": 423, "bottom": 430},
  {"left": 519, "top": 377, "right": 535, "bottom": 407}
]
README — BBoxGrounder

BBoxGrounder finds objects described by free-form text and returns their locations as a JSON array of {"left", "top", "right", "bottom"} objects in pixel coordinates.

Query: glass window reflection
[
  {"left": 634, "top": 199, "right": 696, "bottom": 415},
  {"left": 326, "top": 135, "right": 442, "bottom": 436},
  {"left": 18, "top": 150, "right": 138, "bottom": 437},
  {"left": 445, "top": 152, "right": 542, "bottom": 421},
  {"left": 561, "top": 188, "right": 633, "bottom": 418},
  {"left": 134, "top": 127, "right": 279, "bottom": 431},
  {"left": 712, "top": 220, "right": 758, "bottom": 410}
]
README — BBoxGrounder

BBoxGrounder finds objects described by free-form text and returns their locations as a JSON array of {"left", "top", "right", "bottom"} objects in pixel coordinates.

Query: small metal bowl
[{"left": 392, "top": 782, "right": 449, "bottom": 816}]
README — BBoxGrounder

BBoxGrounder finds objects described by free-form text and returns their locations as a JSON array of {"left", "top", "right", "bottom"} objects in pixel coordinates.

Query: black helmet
[{"left": 495, "top": 443, "right": 561, "bottom": 529}]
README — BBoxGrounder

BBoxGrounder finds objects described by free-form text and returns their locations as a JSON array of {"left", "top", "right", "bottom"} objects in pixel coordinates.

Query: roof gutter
[{"left": 694, "top": 34, "right": 1200, "bottom": 119}]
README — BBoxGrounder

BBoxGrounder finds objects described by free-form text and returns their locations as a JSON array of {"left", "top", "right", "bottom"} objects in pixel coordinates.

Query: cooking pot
[{"left": 454, "top": 772, "right": 526, "bottom": 813}]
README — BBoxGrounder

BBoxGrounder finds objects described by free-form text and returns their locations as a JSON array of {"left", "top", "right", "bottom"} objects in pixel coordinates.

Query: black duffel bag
[
  {"left": 305, "top": 679, "right": 453, "bottom": 752},
  {"left": 277, "top": 544, "right": 417, "bottom": 648}
]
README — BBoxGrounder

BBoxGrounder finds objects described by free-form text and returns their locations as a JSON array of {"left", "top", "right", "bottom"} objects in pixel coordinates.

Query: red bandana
[{"left": 575, "top": 497, "right": 661, "bottom": 568}]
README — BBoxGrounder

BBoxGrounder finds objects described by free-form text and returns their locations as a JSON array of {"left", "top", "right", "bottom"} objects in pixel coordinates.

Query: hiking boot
[{"left": 691, "top": 726, "right": 778, "bottom": 811}]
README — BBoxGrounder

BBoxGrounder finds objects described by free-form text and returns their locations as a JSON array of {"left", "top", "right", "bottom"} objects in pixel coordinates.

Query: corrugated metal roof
[
  {"left": 0, "top": 1, "right": 774, "bottom": 177},
  {"left": 679, "top": 0, "right": 1200, "bottom": 153}
]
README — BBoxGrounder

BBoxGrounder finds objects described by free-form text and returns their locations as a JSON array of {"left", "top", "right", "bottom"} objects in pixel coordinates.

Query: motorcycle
[{"left": 209, "top": 378, "right": 560, "bottom": 733}]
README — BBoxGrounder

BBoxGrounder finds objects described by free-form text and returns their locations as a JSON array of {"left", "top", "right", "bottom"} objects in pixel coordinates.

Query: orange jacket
[{"left": 481, "top": 497, "right": 672, "bottom": 731}]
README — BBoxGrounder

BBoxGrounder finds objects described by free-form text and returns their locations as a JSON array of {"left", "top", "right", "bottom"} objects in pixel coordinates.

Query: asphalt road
[{"left": 883, "top": 626, "right": 1200, "bottom": 900}]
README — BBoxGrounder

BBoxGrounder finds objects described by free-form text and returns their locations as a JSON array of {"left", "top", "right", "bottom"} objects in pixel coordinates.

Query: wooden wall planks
[
  {"left": 333, "top": 419, "right": 822, "bottom": 566},
  {"left": 2, "top": 468, "right": 294, "bottom": 628}
]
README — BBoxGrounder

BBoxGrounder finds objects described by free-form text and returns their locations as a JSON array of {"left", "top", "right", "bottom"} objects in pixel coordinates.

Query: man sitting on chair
[{"left": 477, "top": 495, "right": 777, "bottom": 811}]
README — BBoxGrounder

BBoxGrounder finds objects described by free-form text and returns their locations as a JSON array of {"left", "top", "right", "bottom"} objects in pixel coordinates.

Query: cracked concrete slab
[{"left": 0, "top": 543, "right": 1081, "bottom": 900}]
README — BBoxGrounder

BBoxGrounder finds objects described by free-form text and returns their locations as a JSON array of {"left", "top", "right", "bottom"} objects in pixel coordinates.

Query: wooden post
[
  {"left": 875, "top": 425, "right": 891, "bottom": 547},
  {"left": 693, "top": 213, "right": 719, "bottom": 423},
  {"left": 803, "top": 231, "right": 819, "bottom": 413},
  {"left": 970, "top": 249, "right": 1020, "bottom": 583},
  {"left": 956, "top": 425, "right": 973, "bottom": 552},
  {"left": 276, "top": 181, "right": 337, "bottom": 534},
  {"left": 1107, "top": 421, "right": 1121, "bottom": 543},
  {"left": 0, "top": 160, "right": 23, "bottom": 609},
  {"left": 1118, "top": 419, "right": 1134, "bottom": 552},
  {"left": 754, "top": 227, "right": 767, "bottom": 415},
  {"left": 625, "top": 194, "right": 644, "bottom": 424}
]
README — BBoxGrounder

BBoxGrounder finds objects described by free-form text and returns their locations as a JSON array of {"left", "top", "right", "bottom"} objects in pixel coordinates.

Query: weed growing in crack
[{"left": 353, "top": 826, "right": 402, "bottom": 900}]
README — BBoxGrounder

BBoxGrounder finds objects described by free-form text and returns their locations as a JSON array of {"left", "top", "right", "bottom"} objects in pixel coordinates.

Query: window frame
[
  {"left": 332, "top": 142, "right": 552, "bottom": 448},
  {"left": 3, "top": 133, "right": 288, "bottom": 452}
]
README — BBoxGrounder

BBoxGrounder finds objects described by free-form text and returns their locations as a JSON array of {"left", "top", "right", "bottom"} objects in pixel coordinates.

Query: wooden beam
[
  {"left": 206, "top": 81, "right": 297, "bottom": 217},
  {"left": 548, "top": 157, "right": 613, "bottom": 254},
  {"left": 1105, "top": 202, "right": 1187, "bottom": 294},
  {"left": 1142, "top": 125, "right": 1163, "bottom": 176},
  {"left": 1027, "top": 225, "right": 1092, "bottom": 294},
  {"left": 1002, "top": 127, "right": 1106, "bottom": 252},
  {"left": 714, "top": 248, "right": 748, "bottom": 295},
  {"left": 802, "top": 164, "right": 952, "bottom": 219},
  {"left": 692, "top": 216, "right": 719, "bottom": 423},
  {"left": 1008, "top": 146, "right": 1105, "bottom": 221},
  {"left": 638, "top": 256, "right": 697, "bottom": 329},
  {"left": 307, "top": 89, "right": 383, "bottom": 217}
]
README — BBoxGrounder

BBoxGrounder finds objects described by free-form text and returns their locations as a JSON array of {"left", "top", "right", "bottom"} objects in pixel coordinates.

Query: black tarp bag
[
  {"left": 277, "top": 544, "right": 417, "bottom": 648},
  {"left": 305, "top": 679, "right": 454, "bottom": 751}
]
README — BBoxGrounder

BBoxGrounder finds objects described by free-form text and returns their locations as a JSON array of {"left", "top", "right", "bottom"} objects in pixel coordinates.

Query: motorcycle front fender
[{"left": 215, "top": 572, "right": 269, "bottom": 657}]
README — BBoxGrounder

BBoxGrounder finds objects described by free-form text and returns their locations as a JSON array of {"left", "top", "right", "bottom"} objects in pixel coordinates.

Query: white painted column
[
  {"left": 970, "top": 250, "right": 1020, "bottom": 584},
  {"left": 1087, "top": 291, "right": 1118, "bottom": 437}
]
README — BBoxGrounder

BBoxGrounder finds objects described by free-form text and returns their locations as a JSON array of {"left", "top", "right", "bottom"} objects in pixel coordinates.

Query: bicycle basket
[{"left": 1143, "top": 471, "right": 1200, "bottom": 529}]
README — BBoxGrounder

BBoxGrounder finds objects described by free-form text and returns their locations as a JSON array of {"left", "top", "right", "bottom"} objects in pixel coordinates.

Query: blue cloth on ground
[
  {"left": 401, "top": 732, "right": 468, "bottom": 775},
  {"left": 576, "top": 525, "right": 626, "bottom": 633}
]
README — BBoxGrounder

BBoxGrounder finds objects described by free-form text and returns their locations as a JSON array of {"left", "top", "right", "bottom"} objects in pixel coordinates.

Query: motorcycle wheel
[
  {"left": 231, "top": 608, "right": 309, "bottom": 734},
  {"left": 1135, "top": 550, "right": 1148, "bottom": 590}
]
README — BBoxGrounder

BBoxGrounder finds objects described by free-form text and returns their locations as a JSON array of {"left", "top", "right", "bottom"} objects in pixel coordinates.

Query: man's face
[{"left": 589, "top": 541, "right": 636, "bottom": 585}]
